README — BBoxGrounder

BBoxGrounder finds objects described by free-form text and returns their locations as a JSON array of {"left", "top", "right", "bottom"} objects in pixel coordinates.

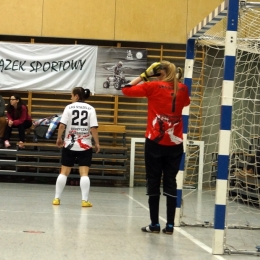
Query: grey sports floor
[{"left": 0, "top": 183, "right": 259, "bottom": 260}]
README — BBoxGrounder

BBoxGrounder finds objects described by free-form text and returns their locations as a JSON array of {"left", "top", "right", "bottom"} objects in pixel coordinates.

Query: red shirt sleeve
[
  {"left": 13, "top": 105, "right": 27, "bottom": 126},
  {"left": 6, "top": 112, "right": 13, "bottom": 121},
  {"left": 121, "top": 82, "right": 154, "bottom": 97}
]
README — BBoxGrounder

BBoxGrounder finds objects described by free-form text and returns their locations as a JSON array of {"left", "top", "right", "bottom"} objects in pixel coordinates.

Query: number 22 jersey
[{"left": 60, "top": 101, "right": 98, "bottom": 151}]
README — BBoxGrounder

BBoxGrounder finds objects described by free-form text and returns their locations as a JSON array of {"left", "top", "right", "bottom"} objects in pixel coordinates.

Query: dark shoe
[
  {"left": 141, "top": 224, "right": 160, "bottom": 233},
  {"left": 162, "top": 224, "right": 174, "bottom": 235}
]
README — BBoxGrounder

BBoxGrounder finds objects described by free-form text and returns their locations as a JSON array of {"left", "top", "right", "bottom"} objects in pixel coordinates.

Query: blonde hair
[{"left": 160, "top": 60, "right": 178, "bottom": 97}]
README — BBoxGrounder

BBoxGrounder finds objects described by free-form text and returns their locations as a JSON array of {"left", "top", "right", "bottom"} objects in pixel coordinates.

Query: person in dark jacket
[
  {"left": 4, "top": 94, "right": 32, "bottom": 148},
  {"left": 0, "top": 95, "right": 7, "bottom": 148}
]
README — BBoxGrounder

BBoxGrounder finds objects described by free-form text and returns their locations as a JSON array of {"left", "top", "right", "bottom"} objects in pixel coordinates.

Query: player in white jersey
[{"left": 52, "top": 87, "right": 100, "bottom": 207}]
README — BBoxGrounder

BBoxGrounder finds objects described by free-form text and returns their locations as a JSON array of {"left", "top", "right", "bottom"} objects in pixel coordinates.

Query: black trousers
[
  {"left": 145, "top": 138, "right": 183, "bottom": 226},
  {"left": 4, "top": 120, "right": 32, "bottom": 142},
  {"left": 145, "top": 138, "right": 183, "bottom": 197}
]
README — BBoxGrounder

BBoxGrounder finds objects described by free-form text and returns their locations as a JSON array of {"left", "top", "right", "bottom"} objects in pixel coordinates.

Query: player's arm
[
  {"left": 121, "top": 81, "right": 152, "bottom": 97},
  {"left": 56, "top": 123, "right": 66, "bottom": 148},
  {"left": 124, "top": 62, "right": 162, "bottom": 87},
  {"left": 129, "top": 76, "right": 143, "bottom": 86},
  {"left": 122, "top": 62, "right": 161, "bottom": 97},
  {"left": 90, "top": 127, "right": 100, "bottom": 153}
]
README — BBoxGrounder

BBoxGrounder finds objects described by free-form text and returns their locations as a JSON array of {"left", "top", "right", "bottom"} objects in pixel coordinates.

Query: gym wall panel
[
  {"left": 115, "top": 0, "right": 188, "bottom": 43},
  {"left": 42, "top": 0, "right": 116, "bottom": 40},
  {"left": 186, "top": 0, "right": 223, "bottom": 34},
  {"left": 0, "top": 0, "right": 230, "bottom": 44},
  {"left": 0, "top": 0, "right": 43, "bottom": 36}
]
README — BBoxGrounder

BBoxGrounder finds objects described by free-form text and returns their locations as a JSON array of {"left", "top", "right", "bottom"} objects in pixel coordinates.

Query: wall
[{"left": 0, "top": 0, "right": 223, "bottom": 44}]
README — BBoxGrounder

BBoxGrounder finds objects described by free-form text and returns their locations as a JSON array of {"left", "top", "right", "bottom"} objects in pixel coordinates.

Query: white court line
[{"left": 126, "top": 194, "right": 226, "bottom": 260}]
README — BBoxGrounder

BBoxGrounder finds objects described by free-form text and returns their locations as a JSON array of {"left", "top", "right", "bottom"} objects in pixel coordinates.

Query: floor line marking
[{"left": 126, "top": 194, "right": 226, "bottom": 260}]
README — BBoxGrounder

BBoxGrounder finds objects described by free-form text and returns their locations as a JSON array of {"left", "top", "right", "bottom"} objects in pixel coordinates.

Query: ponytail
[
  {"left": 84, "top": 88, "right": 90, "bottom": 99},
  {"left": 72, "top": 87, "right": 91, "bottom": 101},
  {"left": 160, "top": 60, "right": 178, "bottom": 98},
  {"left": 176, "top": 67, "right": 183, "bottom": 81}
]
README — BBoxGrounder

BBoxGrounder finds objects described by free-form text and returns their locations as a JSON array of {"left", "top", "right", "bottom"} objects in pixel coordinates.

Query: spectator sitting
[
  {"left": 243, "top": 147, "right": 260, "bottom": 178},
  {"left": 0, "top": 95, "right": 7, "bottom": 148},
  {"left": 3, "top": 95, "right": 32, "bottom": 148}
]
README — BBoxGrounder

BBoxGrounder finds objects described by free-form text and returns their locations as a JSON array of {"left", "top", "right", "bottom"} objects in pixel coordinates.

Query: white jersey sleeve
[{"left": 60, "top": 105, "right": 70, "bottom": 126}]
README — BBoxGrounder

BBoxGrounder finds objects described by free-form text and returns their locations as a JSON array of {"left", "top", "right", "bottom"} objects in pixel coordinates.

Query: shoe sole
[
  {"left": 142, "top": 230, "right": 160, "bottom": 233},
  {"left": 141, "top": 227, "right": 160, "bottom": 233},
  {"left": 163, "top": 231, "right": 173, "bottom": 235}
]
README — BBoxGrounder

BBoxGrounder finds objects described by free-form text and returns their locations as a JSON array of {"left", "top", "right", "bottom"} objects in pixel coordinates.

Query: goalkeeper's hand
[{"left": 140, "top": 62, "right": 162, "bottom": 82}]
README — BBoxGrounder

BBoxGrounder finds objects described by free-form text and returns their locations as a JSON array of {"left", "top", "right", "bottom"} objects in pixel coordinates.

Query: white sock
[
  {"left": 80, "top": 176, "right": 90, "bottom": 201},
  {"left": 54, "top": 174, "right": 67, "bottom": 199}
]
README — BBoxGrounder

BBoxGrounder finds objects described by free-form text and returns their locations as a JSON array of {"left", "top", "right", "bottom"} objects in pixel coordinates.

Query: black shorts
[{"left": 61, "top": 147, "right": 93, "bottom": 167}]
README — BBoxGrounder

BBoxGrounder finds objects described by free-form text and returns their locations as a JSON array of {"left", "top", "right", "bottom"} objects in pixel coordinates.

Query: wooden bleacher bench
[{"left": 0, "top": 124, "right": 128, "bottom": 180}]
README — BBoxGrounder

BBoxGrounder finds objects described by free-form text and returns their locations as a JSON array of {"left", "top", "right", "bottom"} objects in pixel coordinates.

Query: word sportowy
[{"left": 0, "top": 59, "right": 87, "bottom": 73}]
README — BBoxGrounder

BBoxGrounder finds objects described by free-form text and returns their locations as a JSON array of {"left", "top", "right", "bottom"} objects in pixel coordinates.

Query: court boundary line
[{"left": 126, "top": 194, "right": 226, "bottom": 260}]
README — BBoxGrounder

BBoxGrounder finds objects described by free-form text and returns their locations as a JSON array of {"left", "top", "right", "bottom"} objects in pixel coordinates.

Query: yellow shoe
[
  {"left": 52, "top": 198, "right": 60, "bottom": 205},
  {"left": 82, "top": 200, "right": 92, "bottom": 207}
]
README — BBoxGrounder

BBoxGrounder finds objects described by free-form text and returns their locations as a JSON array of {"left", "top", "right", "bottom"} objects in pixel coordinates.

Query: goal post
[
  {"left": 180, "top": 0, "right": 230, "bottom": 233},
  {"left": 181, "top": 0, "right": 260, "bottom": 256},
  {"left": 176, "top": 0, "right": 229, "bottom": 228},
  {"left": 212, "top": 0, "right": 239, "bottom": 254}
]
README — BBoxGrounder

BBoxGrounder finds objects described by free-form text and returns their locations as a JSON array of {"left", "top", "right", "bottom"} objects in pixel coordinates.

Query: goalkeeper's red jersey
[{"left": 122, "top": 81, "right": 190, "bottom": 146}]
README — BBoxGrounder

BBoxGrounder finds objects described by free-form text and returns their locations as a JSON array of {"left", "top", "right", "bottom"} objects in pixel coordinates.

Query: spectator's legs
[
  {"left": 0, "top": 117, "right": 7, "bottom": 147},
  {"left": 17, "top": 120, "right": 32, "bottom": 142},
  {"left": 4, "top": 125, "right": 12, "bottom": 141}
]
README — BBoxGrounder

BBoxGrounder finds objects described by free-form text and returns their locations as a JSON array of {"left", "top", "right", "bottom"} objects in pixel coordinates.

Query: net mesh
[{"left": 182, "top": 7, "right": 260, "bottom": 253}]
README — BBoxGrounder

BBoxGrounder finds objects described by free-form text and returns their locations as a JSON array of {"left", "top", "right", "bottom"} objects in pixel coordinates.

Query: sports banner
[
  {"left": 94, "top": 47, "right": 147, "bottom": 95},
  {"left": 0, "top": 42, "right": 97, "bottom": 92}
]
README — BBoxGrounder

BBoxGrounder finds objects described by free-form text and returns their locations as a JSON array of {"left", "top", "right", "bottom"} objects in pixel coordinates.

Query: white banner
[{"left": 0, "top": 42, "right": 97, "bottom": 92}]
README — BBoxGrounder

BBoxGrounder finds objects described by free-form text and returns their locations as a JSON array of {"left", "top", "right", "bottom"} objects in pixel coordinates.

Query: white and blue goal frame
[{"left": 179, "top": 0, "right": 240, "bottom": 255}]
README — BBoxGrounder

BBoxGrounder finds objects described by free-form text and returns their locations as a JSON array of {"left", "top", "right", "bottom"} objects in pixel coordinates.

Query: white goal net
[{"left": 182, "top": 4, "right": 260, "bottom": 255}]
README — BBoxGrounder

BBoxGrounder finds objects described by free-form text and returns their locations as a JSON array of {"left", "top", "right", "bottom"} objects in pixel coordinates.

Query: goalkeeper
[{"left": 122, "top": 61, "right": 190, "bottom": 235}]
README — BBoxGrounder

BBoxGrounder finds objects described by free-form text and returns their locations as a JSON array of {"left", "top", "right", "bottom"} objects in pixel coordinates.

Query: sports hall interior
[{"left": 0, "top": 1, "right": 259, "bottom": 259}]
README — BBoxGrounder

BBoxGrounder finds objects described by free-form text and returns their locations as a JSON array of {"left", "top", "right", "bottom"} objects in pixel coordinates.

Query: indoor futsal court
[
  {"left": 1, "top": 0, "right": 260, "bottom": 259},
  {"left": 0, "top": 182, "right": 258, "bottom": 260}
]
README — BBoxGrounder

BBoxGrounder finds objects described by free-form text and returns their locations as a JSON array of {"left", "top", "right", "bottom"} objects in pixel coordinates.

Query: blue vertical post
[
  {"left": 212, "top": 0, "right": 239, "bottom": 255},
  {"left": 175, "top": 38, "right": 194, "bottom": 226}
]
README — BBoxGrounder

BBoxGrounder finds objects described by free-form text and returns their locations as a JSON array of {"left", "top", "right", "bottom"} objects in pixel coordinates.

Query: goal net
[{"left": 181, "top": 2, "right": 260, "bottom": 255}]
